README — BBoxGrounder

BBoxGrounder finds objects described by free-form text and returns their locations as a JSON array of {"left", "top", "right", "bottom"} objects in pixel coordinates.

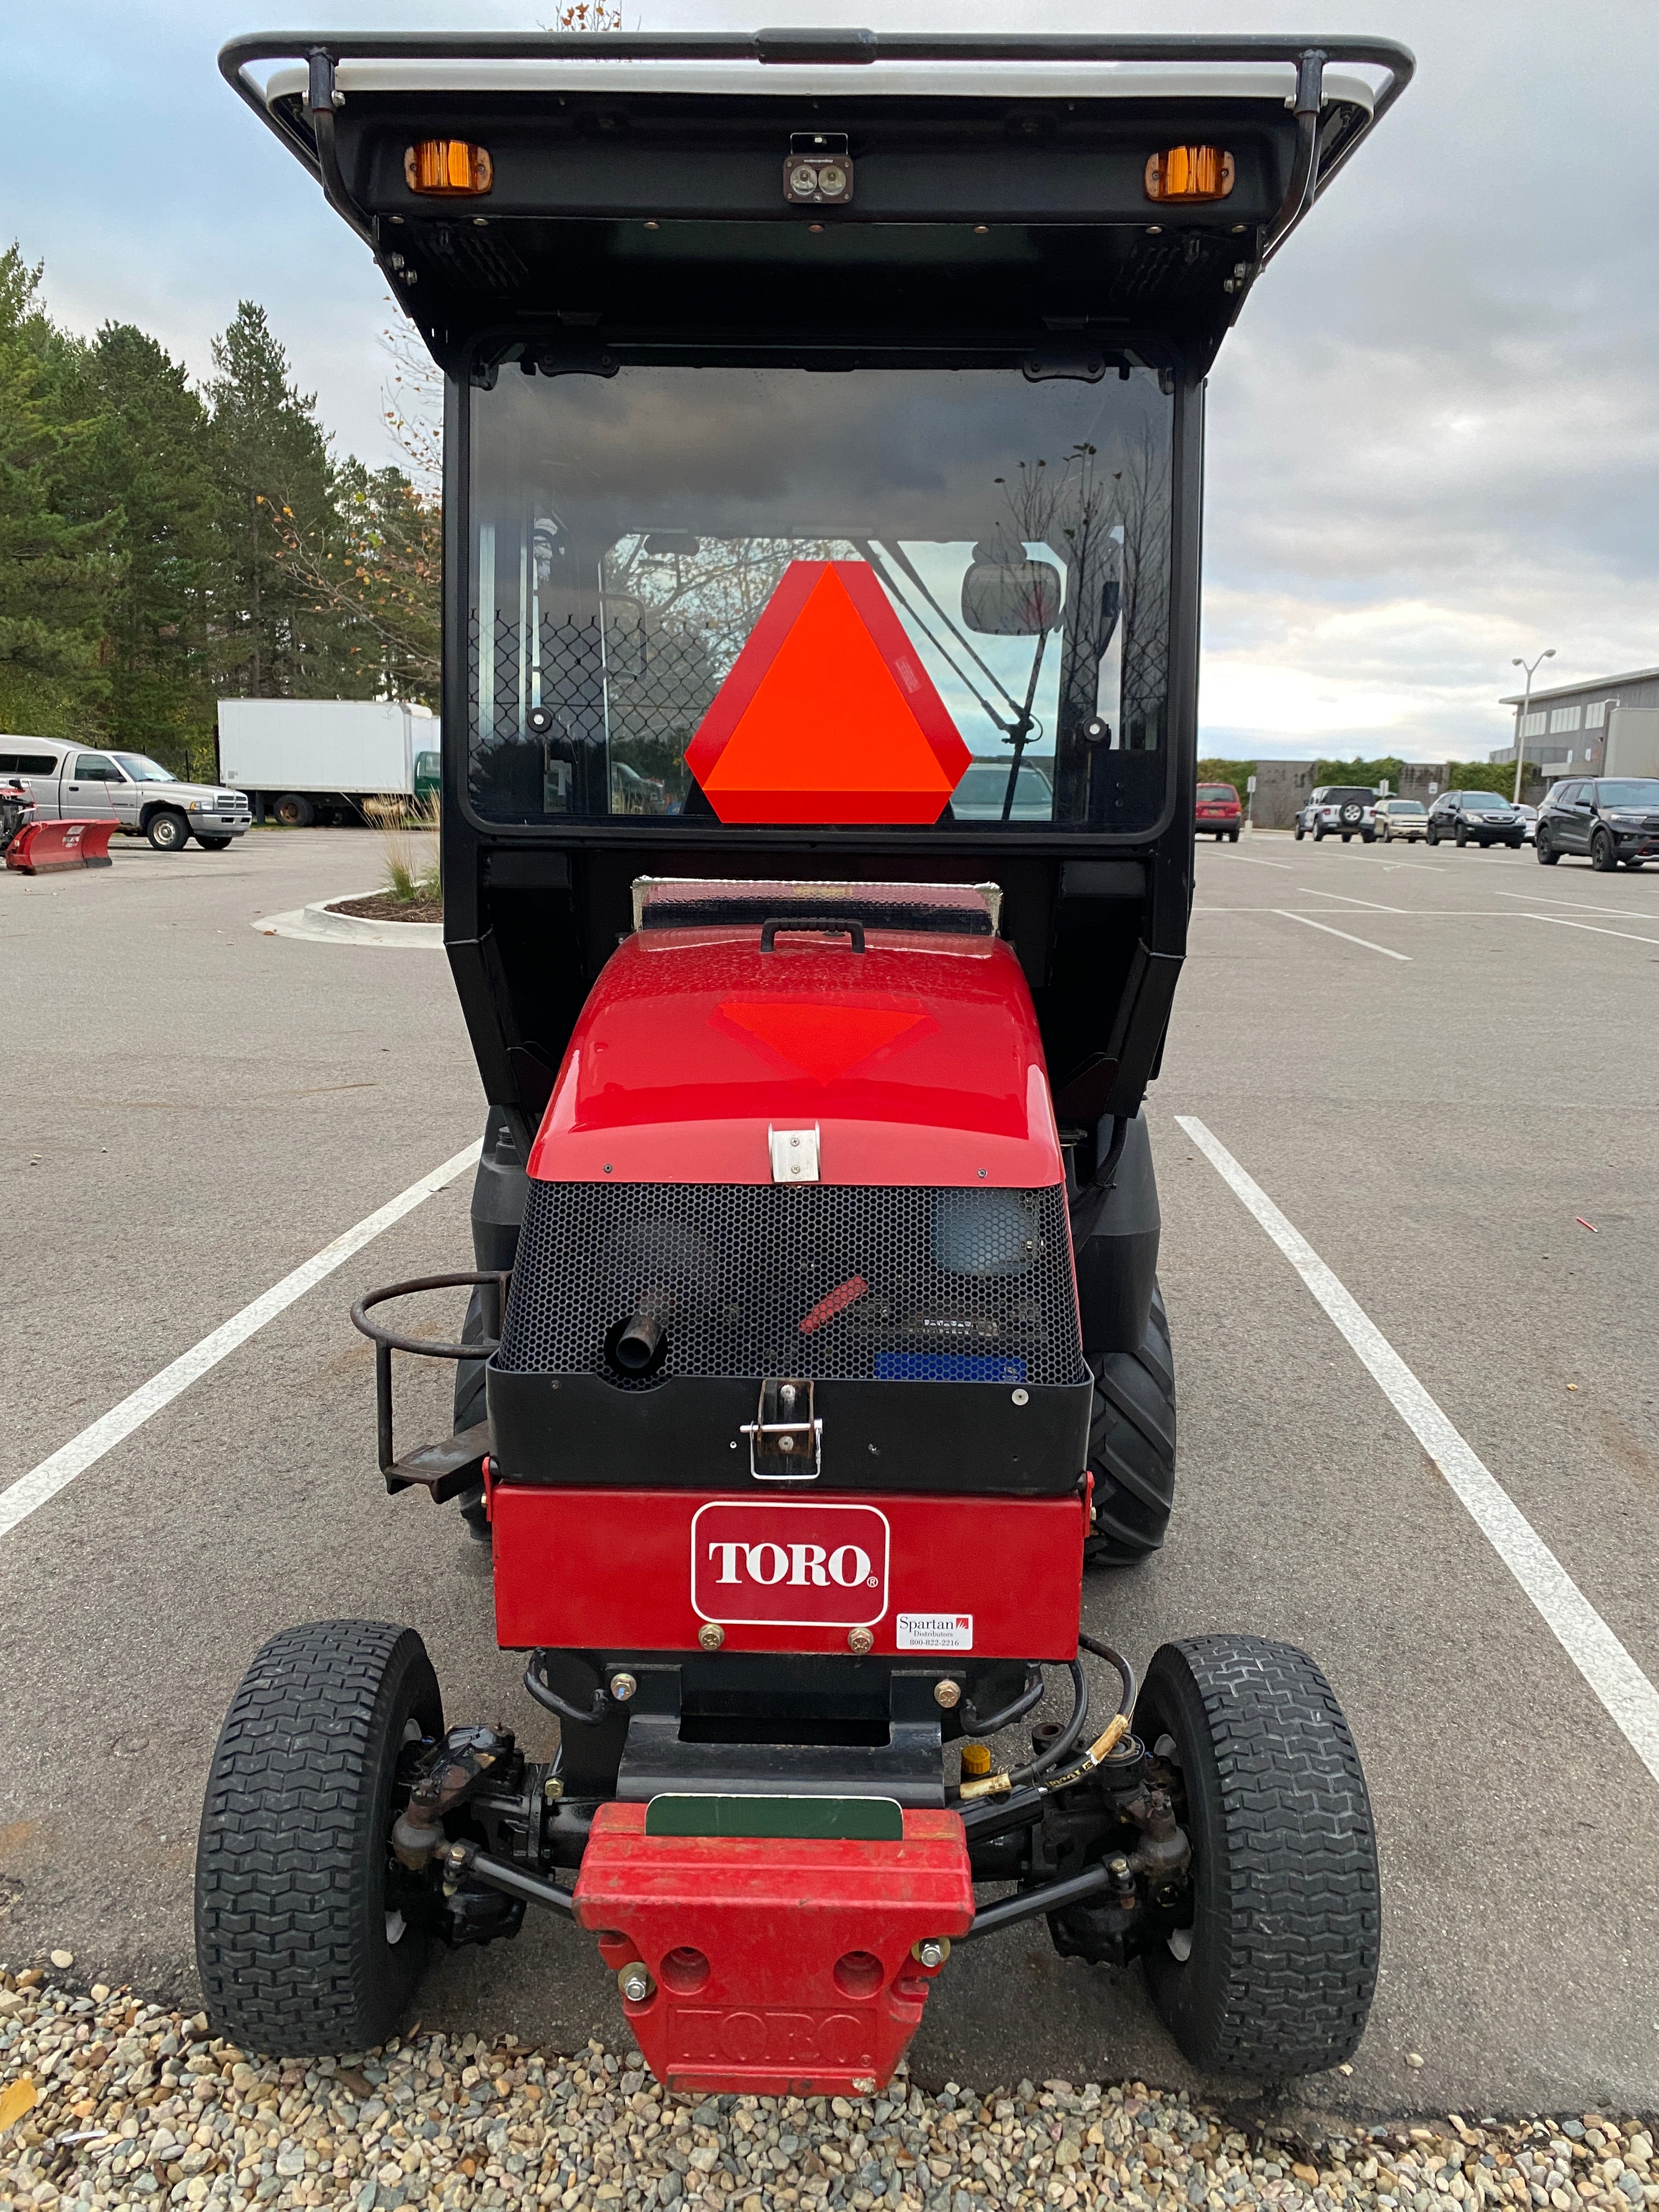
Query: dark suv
[
  {"left": 1536, "top": 777, "right": 1659, "bottom": 870},
  {"left": 1425, "top": 789, "right": 1524, "bottom": 848}
]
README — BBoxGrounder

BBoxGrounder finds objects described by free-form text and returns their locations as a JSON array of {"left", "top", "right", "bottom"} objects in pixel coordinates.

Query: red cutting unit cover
[
  {"left": 526, "top": 928, "right": 1062, "bottom": 1187},
  {"left": 492, "top": 1485, "right": 1087, "bottom": 1657},
  {"left": 575, "top": 1803, "right": 975, "bottom": 2096}
]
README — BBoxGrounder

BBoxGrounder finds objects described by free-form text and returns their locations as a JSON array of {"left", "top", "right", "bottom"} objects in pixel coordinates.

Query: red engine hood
[{"left": 528, "top": 927, "right": 1061, "bottom": 1187}]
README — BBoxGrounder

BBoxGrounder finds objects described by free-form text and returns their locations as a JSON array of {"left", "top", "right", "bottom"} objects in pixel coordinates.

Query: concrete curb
[{"left": 251, "top": 891, "right": 445, "bottom": 949}]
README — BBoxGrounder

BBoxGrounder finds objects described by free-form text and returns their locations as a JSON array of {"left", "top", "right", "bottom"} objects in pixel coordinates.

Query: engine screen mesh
[{"left": 498, "top": 1182, "right": 1086, "bottom": 1390}]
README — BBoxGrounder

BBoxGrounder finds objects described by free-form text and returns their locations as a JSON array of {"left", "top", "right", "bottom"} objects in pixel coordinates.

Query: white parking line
[
  {"left": 1175, "top": 1115, "right": 1659, "bottom": 1789},
  {"left": 1226, "top": 854, "right": 1295, "bottom": 871},
  {"left": 1274, "top": 910, "right": 1410, "bottom": 961},
  {"left": 1524, "top": 913, "right": 1659, "bottom": 949},
  {"left": 1302, "top": 889, "right": 1409, "bottom": 912},
  {"left": 1495, "top": 888, "right": 1659, "bottom": 922},
  {"left": 0, "top": 1139, "right": 483, "bottom": 1541}
]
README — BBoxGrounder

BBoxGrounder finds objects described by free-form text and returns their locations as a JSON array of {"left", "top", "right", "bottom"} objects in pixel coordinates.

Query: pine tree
[
  {"left": 205, "top": 301, "right": 343, "bottom": 698},
  {"left": 0, "top": 245, "right": 116, "bottom": 733},
  {"left": 74, "top": 323, "right": 221, "bottom": 770}
]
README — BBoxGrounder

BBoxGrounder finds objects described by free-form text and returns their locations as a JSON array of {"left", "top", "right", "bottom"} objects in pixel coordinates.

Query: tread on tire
[
  {"left": 1084, "top": 1283, "right": 1175, "bottom": 1568},
  {"left": 1137, "top": 1635, "right": 1380, "bottom": 2078},
  {"left": 195, "top": 1619, "right": 442, "bottom": 2056}
]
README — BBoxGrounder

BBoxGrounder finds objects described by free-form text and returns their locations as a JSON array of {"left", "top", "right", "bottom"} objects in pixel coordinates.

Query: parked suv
[
  {"left": 1535, "top": 777, "right": 1659, "bottom": 871},
  {"left": 1, "top": 741, "right": 250, "bottom": 851},
  {"left": 1425, "top": 789, "right": 1524, "bottom": 849},
  {"left": 1294, "top": 785, "right": 1376, "bottom": 842},
  {"left": 1375, "top": 797, "right": 1428, "bottom": 842}
]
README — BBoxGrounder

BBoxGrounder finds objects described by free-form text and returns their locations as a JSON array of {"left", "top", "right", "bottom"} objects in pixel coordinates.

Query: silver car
[
  {"left": 1375, "top": 798, "right": 1428, "bottom": 842},
  {"left": 5, "top": 739, "right": 250, "bottom": 851}
]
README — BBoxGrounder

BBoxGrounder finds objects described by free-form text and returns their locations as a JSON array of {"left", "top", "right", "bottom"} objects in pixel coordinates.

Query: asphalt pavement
[{"left": 1, "top": 825, "right": 1655, "bottom": 2124}]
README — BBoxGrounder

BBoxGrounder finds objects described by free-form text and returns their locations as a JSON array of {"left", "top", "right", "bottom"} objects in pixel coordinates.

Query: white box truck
[
  {"left": 216, "top": 698, "right": 439, "bottom": 825},
  {"left": 1604, "top": 702, "right": 1659, "bottom": 781}
]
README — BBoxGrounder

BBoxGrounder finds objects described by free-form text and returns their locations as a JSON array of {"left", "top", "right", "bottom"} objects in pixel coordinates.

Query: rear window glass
[
  {"left": 1322, "top": 787, "right": 1374, "bottom": 805},
  {"left": 0, "top": 751, "right": 58, "bottom": 774},
  {"left": 467, "top": 362, "right": 1175, "bottom": 834},
  {"left": 1197, "top": 783, "right": 1237, "bottom": 800}
]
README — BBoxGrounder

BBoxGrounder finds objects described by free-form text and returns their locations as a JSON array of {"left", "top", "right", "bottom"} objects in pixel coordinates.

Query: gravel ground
[{"left": 2, "top": 1967, "right": 1655, "bottom": 2212}]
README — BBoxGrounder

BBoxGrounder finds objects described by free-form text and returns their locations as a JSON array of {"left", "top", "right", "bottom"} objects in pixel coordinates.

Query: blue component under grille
[{"left": 872, "top": 1352, "right": 1029, "bottom": 1384}]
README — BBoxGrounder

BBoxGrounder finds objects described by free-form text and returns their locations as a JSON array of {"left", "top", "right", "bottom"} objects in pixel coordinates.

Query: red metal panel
[
  {"left": 526, "top": 929, "right": 1063, "bottom": 1188},
  {"left": 492, "top": 1485, "right": 1085, "bottom": 1657},
  {"left": 5, "top": 819, "right": 116, "bottom": 873},
  {"left": 682, "top": 560, "right": 973, "bottom": 826},
  {"left": 575, "top": 1802, "right": 974, "bottom": 2096}
]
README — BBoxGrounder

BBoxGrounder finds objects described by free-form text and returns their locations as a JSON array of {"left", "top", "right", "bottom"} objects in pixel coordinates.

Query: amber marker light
[
  {"left": 1144, "top": 145, "right": 1234, "bottom": 203},
  {"left": 404, "top": 140, "right": 494, "bottom": 196}
]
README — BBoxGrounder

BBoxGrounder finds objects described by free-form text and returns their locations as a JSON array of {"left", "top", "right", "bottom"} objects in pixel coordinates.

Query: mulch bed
[{"left": 330, "top": 891, "right": 444, "bottom": 924}]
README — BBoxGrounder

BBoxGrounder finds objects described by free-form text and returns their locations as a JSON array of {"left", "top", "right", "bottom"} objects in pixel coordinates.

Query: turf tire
[
  {"left": 1137, "top": 1635, "right": 1379, "bottom": 2078},
  {"left": 1084, "top": 1283, "right": 1175, "bottom": 1568},
  {"left": 195, "top": 1619, "right": 442, "bottom": 2056}
]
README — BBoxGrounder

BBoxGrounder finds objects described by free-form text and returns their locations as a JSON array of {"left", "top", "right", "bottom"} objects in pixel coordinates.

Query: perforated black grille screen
[{"left": 498, "top": 1181, "right": 1086, "bottom": 1391}]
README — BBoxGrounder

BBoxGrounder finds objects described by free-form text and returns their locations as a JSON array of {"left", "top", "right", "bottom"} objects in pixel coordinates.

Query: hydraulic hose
[
  {"left": 956, "top": 1660, "right": 1089, "bottom": 1803},
  {"left": 960, "top": 1664, "right": 1045, "bottom": 1739},
  {"left": 1077, "top": 1634, "right": 1137, "bottom": 1719},
  {"left": 522, "top": 1661, "right": 609, "bottom": 1730}
]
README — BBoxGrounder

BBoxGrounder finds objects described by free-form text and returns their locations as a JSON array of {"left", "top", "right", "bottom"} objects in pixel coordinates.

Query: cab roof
[{"left": 221, "top": 29, "right": 1412, "bottom": 377}]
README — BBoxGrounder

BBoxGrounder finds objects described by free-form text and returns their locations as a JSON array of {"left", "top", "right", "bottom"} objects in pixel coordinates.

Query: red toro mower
[{"left": 200, "top": 27, "right": 1410, "bottom": 2092}]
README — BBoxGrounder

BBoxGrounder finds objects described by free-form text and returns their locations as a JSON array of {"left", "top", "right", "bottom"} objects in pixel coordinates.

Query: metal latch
[
  {"left": 741, "top": 1377, "right": 822, "bottom": 1482},
  {"left": 769, "top": 1125, "right": 820, "bottom": 1182}
]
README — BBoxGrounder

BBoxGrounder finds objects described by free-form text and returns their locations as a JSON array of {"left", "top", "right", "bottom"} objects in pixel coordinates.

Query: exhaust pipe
[{"left": 611, "top": 1306, "right": 666, "bottom": 1374}]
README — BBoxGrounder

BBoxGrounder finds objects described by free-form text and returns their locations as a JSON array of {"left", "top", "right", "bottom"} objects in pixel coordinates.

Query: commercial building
[{"left": 1491, "top": 664, "right": 1659, "bottom": 781}]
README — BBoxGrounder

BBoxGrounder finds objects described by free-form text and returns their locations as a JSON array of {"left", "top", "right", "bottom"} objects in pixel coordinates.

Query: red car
[{"left": 1195, "top": 781, "right": 1242, "bottom": 840}]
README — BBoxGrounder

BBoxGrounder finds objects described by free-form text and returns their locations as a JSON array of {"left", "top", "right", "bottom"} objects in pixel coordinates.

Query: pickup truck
[{"left": 0, "top": 740, "right": 250, "bottom": 851}]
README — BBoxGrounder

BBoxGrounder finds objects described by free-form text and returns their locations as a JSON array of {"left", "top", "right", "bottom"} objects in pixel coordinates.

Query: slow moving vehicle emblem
[{"left": 683, "top": 561, "right": 971, "bottom": 824}]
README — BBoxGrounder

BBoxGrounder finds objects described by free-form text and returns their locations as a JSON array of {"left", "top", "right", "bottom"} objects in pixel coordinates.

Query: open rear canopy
[
  {"left": 217, "top": 27, "right": 1412, "bottom": 1133},
  {"left": 221, "top": 31, "right": 1413, "bottom": 374}
]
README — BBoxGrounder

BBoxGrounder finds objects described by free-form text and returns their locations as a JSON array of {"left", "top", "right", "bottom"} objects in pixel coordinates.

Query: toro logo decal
[{"left": 691, "top": 1502, "right": 889, "bottom": 1629}]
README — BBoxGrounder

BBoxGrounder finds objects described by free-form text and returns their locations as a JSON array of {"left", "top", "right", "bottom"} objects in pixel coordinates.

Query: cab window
[
  {"left": 467, "top": 361, "right": 1175, "bottom": 833},
  {"left": 75, "top": 753, "right": 120, "bottom": 781}
]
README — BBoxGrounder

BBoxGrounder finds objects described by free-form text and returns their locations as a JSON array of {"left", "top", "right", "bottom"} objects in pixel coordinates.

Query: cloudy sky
[{"left": 10, "top": 0, "right": 1657, "bottom": 761}]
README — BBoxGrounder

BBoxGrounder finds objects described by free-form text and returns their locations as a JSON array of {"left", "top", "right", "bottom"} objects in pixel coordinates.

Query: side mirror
[{"left": 960, "top": 544, "right": 1064, "bottom": 636}]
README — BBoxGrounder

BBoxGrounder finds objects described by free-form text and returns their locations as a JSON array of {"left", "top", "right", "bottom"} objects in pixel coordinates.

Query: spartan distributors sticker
[{"left": 896, "top": 1612, "right": 973, "bottom": 1652}]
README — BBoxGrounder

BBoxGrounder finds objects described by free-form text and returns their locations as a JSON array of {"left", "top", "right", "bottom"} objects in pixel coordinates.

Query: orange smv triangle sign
[{"left": 684, "top": 560, "right": 973, "bottom": 824}]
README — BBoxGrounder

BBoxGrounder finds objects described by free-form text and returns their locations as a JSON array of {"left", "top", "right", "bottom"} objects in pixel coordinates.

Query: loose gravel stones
[{"left": 2, "top": 1964, "right": 1656, "bottom": 2212}]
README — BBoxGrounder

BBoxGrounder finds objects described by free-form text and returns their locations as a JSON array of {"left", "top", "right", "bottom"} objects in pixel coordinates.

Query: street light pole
[{"left": 1510, "top": 648, "right": 1555, "bottom": 802}]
